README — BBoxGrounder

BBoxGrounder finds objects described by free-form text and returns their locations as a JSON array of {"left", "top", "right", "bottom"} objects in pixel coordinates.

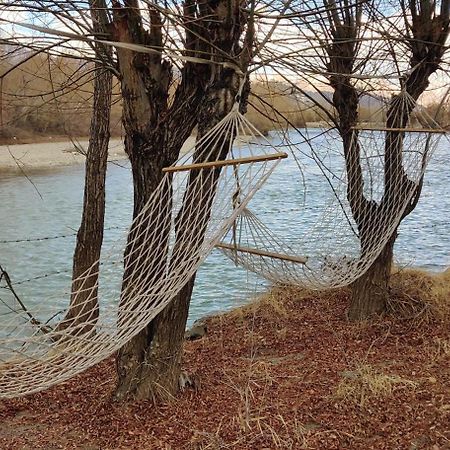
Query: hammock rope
[
  {"left": 218, "top": 91, "right": 447, "bottom": 288},
  {"left": 1, "top": 89, "right": 446, "bottom": 399},
  {"left": 0, "top": 108, "right": 285, "bottom": 398}
]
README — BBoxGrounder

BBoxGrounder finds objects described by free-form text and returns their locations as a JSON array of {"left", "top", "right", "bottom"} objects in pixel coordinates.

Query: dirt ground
[{"left": 0, "top": 270, "right": 449, "bottom": 449}]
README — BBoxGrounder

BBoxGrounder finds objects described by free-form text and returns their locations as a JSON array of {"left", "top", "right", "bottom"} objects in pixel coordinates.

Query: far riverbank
[
  {"left": 0, "top": 139, "right": 126, "bottom": 173},
  {"left": 0, "top": 136, "right": 199, "bottom": 173}
]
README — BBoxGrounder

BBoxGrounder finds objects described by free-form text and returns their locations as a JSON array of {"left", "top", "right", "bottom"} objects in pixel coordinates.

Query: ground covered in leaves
[{"left": 0, "top": 269, "right": 449, "bottom": 449}]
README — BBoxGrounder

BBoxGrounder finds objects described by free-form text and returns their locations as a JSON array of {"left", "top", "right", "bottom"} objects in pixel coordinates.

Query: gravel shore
[
  {"left": 0, "top": 136, "right": 198, "bottom": 173},
  {"left": 0, "top": 138, "right": 126, "bottom": 173}
]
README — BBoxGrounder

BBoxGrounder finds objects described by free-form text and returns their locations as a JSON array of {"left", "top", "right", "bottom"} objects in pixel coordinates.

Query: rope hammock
[
  {"left": 0, "top": 107, "right": 286, "bottom": 398},
  {"left": 0, "top": 89, "right": 446, "bottom": 399},
  {"left": 218, "top": 91, "right": 447, "bottom": 289}
]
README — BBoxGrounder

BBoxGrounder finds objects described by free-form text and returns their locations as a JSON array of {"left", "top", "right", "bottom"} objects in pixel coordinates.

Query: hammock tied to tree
[
  {"left": 218, "top": 91, "right": 447, "bottom": 288},
  {"left": 0, "top": 106, "right": 287, "bottom": 398},
  {"left": 0, "top": 91, "right": 447, "bottom": 399}
]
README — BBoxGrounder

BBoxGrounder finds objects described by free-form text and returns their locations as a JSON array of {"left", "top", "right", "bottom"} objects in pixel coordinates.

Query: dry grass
[
  {"left": 334, "top": 364, "right": 417, "bottom": 407},
  {"left": 388, "top": 267, "right": 450, "bottom": 322},
  {"left": 225, "top": 285, "right": 303, "bottom": 322},
  {"left": 426, "top": 336, "right": 450, "bottom": 365}
]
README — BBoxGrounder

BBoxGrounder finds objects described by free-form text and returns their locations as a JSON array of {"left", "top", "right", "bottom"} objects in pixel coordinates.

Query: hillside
[{"left": 1, "top": 51, "right": 448, "bottom": 145}]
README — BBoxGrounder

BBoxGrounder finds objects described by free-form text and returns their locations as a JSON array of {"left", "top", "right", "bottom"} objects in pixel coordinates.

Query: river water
[{"left": 0, "top": 129, "right": 449, "bottom": 326}]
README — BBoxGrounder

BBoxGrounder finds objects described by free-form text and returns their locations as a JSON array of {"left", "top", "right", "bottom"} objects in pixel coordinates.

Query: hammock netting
[
  {"left": 0, "top": 91, "right": 447, "bottom": 398},
  {"left": 0, "top": 109, "right": 285, "bottom": 398},
  {"left": 218, "top": 92, "right": 446, "bottom": 288}
]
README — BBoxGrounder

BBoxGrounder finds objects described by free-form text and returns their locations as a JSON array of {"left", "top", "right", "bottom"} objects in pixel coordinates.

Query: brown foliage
[
  {"left": 246, "top": 81, "right": 320, "bottom": 134},
  {"left": 1, "top": 269, "right": 448, "bottom": 449},
  {"left": 1, "top": 53, "right": 326, "bottom": 144},
  {"left": 0, "top": 51, "right": 122, "bottom": 143}
]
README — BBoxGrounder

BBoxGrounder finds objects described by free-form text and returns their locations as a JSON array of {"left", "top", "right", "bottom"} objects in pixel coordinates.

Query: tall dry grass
[
  {"left": 0, "top": 50, "right": 122, "bottom": 143},
  {"left": 388, "top": 267, "right": 450, "bottom": 322}
]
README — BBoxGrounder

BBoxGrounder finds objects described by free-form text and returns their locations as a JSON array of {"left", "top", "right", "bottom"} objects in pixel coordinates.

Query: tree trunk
[
  {"left": 115, "top": 274, "right": 196, "bottom": 401},
  {"left": 348, "top": 232, "right": 396, "bottom": 321},
  {"left": 112, "top": 0, "right": 251, "bottom": 401},
  {"left": 325, "top": 1, "right": 449, "bottom": 320},
  {"left": 57, "top": 3, "right": 112, "bottom": 336},
  {"left": 113, "top": 88, "right": 204, "bottom": 402},
  {"left": 114, "top": 136, "right": 175, "bottom": 402},
  {"left": 114, "top": 72, "right": 244, "bottom": 401}
]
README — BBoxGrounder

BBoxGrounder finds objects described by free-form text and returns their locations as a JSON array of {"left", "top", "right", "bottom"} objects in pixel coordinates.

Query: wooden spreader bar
[
  {"left": 352, "top": 127, "right": 447, "bottom": 134},
  {"left": 216, "top": 242, "right": 308, "bottom": 264},
  {"left": 162, "top": 152, "right": 288, "bottom": 173}
]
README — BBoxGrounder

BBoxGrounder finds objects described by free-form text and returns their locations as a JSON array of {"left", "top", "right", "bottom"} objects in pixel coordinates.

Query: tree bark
[
  {"left": 348, "top": 233, "right": 396, "bottom": 321},
  {"left": 113, "top": 0, "right": 252, "bottom": 401},
  {"left": 115, "top": 70, "right": 246, "bottom": 401},
  {"left": 111, "top": 2, "right": 210, "bottom": 400},
  {"left": 115, "top": 273, "right": 197, "bottom": 401},
  {"left": 57, "top": 0, "right": 112, "bottom": 336},
  {"left": 325, "top": 0, "right": 449, "bottom": 320}
]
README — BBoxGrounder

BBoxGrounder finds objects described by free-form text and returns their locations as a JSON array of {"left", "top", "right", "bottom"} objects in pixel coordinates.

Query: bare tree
[
  {"left": 271, "top": 0, "right": 450, "bottom": 319},
  {"left": 1, "top": 3, "right": 115, "bottom": 337},
  {"left": 327, "top": 0, "right": 449, "bottom": 319},
  {"left": 0, "top": 0, "right": 255, "bottom": 400},
  {"left": 112, "top": 0, "right": 254, "bottom": 400},
  {"left": 56, "top": 0, "right": 113, "bottom": 335}
]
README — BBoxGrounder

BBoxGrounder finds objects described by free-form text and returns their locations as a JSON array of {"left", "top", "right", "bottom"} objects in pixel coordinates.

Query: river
[{"left": 0, "top": 129, "right": 449, "bottom": 328}]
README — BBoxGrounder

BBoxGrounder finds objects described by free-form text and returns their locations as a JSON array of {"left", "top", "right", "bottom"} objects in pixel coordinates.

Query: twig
[
  {"left": 6, "top": 148, "right": 43, "bottom": 200},
  {"left": 0, "top": 263, "right": 51, "bottom": 334}
]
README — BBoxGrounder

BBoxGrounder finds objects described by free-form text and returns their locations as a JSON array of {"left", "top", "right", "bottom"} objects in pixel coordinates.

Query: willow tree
[
  {"left": 271, "top": 0, "right": 450, "bottom": 320},
  {"left": 0, "top": 0, "right": 114, "bottom": 335},
  {"left": 326, "top": 0, "right": 449, "bottom": 319},
  {"left": 110, "top": 0, "right": 254, "bottom": 400}
]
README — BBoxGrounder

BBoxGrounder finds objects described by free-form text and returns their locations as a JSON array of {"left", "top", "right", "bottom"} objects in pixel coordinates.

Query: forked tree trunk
[
  {"left": 115, "top": 275, "right": 197, "bottom": 400},
  {"left": 57, "top": 2, "right": 112, "bottom": 335},
  {"left": 114, "top": 136, "right": 175, "bottom": 401},
  {"left": 112, "top": 73, "right": 206, "bottom": 401},
  {"left": 112, "top": 0, "right": 251, "bottom": 401},
  {"left": 115, "top": 73, "right": 244, "bottom": 401},
  {"left": 325, "top": 0, "right": 449, "bottom": 320}
]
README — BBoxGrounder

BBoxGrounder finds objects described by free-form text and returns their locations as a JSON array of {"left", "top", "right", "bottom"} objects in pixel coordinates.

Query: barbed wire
[
  {"left": 0, "top": 268, "right": 72, "bottom": 287},
  {"left": 0, "top": 226, "right": 124, "bottom": 244},
  {"left": 0, "top": 259, "right": 123, "bottom": 288}
]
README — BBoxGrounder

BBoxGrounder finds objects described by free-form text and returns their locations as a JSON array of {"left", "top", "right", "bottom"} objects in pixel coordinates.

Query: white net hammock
[
  {"left": 0, "top": 90, "right": 446, "bottom": 399},
  {"left": 218, "top": 91, "right": 447, "bottom": 288},
  {"left": 0, "top": 107, "right": 287, "bottom": 398}
]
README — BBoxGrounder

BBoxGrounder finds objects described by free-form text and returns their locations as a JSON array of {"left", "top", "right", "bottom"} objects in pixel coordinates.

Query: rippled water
[{"left": 0, "top": 130, "right": 448, "bottom": 326}]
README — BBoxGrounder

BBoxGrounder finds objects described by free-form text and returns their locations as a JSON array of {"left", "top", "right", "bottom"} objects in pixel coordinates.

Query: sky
[{"left": 1, "top": 0, "right": 449, "bottom": 105}]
